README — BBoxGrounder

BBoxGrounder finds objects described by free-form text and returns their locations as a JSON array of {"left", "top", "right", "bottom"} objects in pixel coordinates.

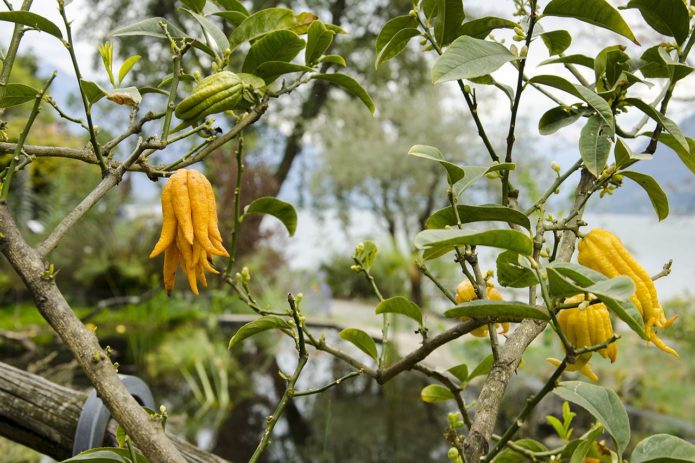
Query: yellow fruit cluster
[
  {"left": 149, "top": 169, "right": 229, "bottom": 295},
  {"left": 578, "top": 229, "right": 678, "bottom": 358},
  {"left": 455, "top": 280, "right": 510, "bottom": 337},
  {"left": 548, "top": 295, "right": 617, "bottom": 382}
]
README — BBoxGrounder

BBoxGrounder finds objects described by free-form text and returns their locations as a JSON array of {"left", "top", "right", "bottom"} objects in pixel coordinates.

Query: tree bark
[
  {"left": 0, "top": 204, "right": 186, "bottom": 463},
  {"left": 0, "top": 361, "right": 229, "bottom": 462}
]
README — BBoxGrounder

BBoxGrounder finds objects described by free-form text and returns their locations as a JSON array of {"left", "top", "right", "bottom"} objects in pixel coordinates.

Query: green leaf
[
  {"left": 433, "top": 0, "right": 465, "bottom": 47},
  {"left": 228, "top": 8, "right": 301, "bottom": 51},
  {"left": 214, "top": 0, "right": 249, "bottom": 16},
  {"left": 540, "top": 30, "right": 572, "bottom": 56},
  {"left": 447, "top": 363, "right": 468, "bottom": 382},
  {"left": 79, "top": 79, "right": 108, "bottom": 106},
  {"left": 425, "top": 205, "right": 531, "bottom": 230},
  {"left": 639, "top": 46, "right": 693, "bottom": 82},
  {"left": 625, "top": 98, "right": 689, "bottom": 154},
  {"left": 458, "top": 17, "right": 517, "bottom": 39},
  {"left": 339, "top": 328, "right": 378, "bottom": 360},
  {"left": 496, "top": 250, "right": 538, "bottom": 288},
  {"left": 117, "top": 55, "right": 141, "bottom": 85},
  {"left": 620, "top": 171, "right": 669, "bottom": 221},
  {"left": 468, "top": 354, "right": 494, "bottom": 379},
  {"left": 408, "top": 144, "right": 465, "bottom": 184},
  {"left": 492, "top": 440, "right": 549, "bottom": 463},
  {"left": 62, "top": 447, "right": 147, "bottom": 463},
  {"left": 0, "top": 11, "right": 63, "bottom": 39},
  {"left": 0, "top": 83, "right": 37, "bottom": 108},
  {"left": 614, "top": 138, "right": 652, "bottom": 168},
  {"left": 570, "top": 425, "right": 605, "bottom": 463},
  {"left": 444, "top": 300, "right": 549, "bottom": 321},
  {"left": 375, "top": 28, "right": 420, "bottom": 69},
  {"left": 375, "top": 15, "right": 418, "bottom": 54},
  {"left": 242, "top": 30, "right": 305, "bottom": 74},
  {"left": 256, "top": 62, "right": 313, "bottom": 83},
  {"left": 454, "top": 163, "right": 515, "bottom": 196},
  {"left": 306, "top": 21, "right": 334, "bottom": 65},
  {"left": 375, "top": 296, "right": 423, "bottom": 326},
  {"left": 355, "top": 240, "right": 378, "bottom": 271},
  {"left": 632, "top": 434, "right": 695, "bottom": 463},
  {"left": 228, "top": 316, "right": 291, "bottom": 349},
  {"left": 432, "top": 36, "right": 520, "bottom": 83},
  {"left": 312, "top": 73, "right": 375, "bottom": 113},
  {"left": 547, "top": 415, "right": 567, "bottom": 439},
  {"left": 212, "top": 10, "right": 247, "bottom": 27},
  {"left": 414, "top": 229, "right": 533, "bottom": 260},
  {"left": 626, "top": 0, "right": 689, "bottom": 45},
  {"left": 656, "top": 134, "right": 695, "bottom": 175},
  {"left": 543, "top": 0, "right": 638, "bottom": 44},
  {"left": 538, "top": 106, "right": 583, "bottom": 135},
  {"left": 138, "top": 86, "right": 169, "bottom": 96},
  {"left": 181, "top": 0, "right": 206, "bottom": 13},
  {"left": 579, "top": 115, "right": 613, "bottom": 177},
  {"left": 109, "top": 18, "right": 216, "bottom": 57},
  {"left": 540, "top": 54, "right": 595, "bottom": 69},
  {"left": 585, "top": 276, "right": 636, "bottom": 301},
  {"left": 187, "top": 10, "right": 230, "bottom": 58},
  {"left": 421, "top": 384, "right": 455, "bottom": 403},
  {"left": 554, "top": 381, "right": 630, "bottom": 454},
  {"left": 528, "top": 75, "right": 614, "bottom": 134},
  {"left": 244, "top": 197, "right": 297, "bottom": 236},
  {"left": 318, "top": 54, "right": 347, "bottom": 67}
]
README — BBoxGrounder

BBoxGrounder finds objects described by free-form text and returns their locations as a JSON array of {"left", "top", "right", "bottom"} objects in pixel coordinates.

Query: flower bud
[{"left": 551, "top": 161, "right": 561, "bottom": 174}]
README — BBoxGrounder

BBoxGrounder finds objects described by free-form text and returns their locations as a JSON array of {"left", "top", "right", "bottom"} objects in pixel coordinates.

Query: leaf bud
[
  {"left": 510, "top": 44, "right": 519, "bottom": 56},
  {"left": 551, "top": 161, "right": 561, "bottom": 174},
  {"left": 241, "top": 266, "right": 251, "bottom": 283},
  {"left": 520, "top": 45, "right": 528, "bottom": 57}
]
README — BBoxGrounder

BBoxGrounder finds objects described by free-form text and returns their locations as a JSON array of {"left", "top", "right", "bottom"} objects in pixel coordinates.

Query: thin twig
[
  {"left": 224, "top": 137, "right": 245, "bottom": 275},
  {"left": 652, "top": 259, "right": 673, "bottom": 281},
  {"left": 293, "top": 370, "right": 363, "bottom": 397},
  {"left": 0, "top": 0, "right": 32, "bottom": 99}
]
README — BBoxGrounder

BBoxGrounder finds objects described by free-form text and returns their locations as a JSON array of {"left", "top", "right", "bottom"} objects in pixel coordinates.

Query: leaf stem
[{"left": 224, "top": 136, "right": 244, "bottom": 275}]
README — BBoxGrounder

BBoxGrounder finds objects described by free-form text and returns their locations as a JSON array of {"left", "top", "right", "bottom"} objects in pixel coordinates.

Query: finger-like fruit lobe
[
  {"left": 175, "top": 71, "right": 243, "bottom": 122},
  {"left": 149, "top": 169, "right": 229, "bottom": 295},
  {"left": 578, "top": 228, "right": 678, "bottom": 358},
  {"left": 454, "top": 280, "right": 510, "bottom": 337}
]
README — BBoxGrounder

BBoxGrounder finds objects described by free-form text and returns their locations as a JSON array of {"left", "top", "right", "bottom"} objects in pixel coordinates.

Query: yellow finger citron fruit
[
  {"left": 454, "top": 279, "right": 510, "bottom": 337},
  {"left": 578, "top": 229, "right": 678, "bottom": 358},
  {"left": 150, "top": 169, "right": 229, "bottom": 295}
]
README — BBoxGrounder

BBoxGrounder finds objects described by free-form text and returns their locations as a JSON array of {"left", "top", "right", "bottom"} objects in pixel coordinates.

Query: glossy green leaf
[
  {"left": 656, "top": 134, "right": 695, "bottom": 175},
  {"left": 585, "top": 276, "right": 636, "bottom": 301},
  {"left": 433, "top": 0, "right": 465, "bottom": 47},
  {"left": 228, "top": 316, "right": 291, "bottom": 349},
  {"left": 157, "top": 72, "right": 196, "bottom": 88},
  {"left": 0, "top": 83, "right": 37, "bottom": 108},
  {"left": 543, "top": 0, "right": 638, "bottom": 44},
  {"left": 181, "top": 0, "right": 205, "bottom": 13},
  {"left": 620, "top": 171, "right": 669, "bottom": 221},
  {"left": 228, "top": 8, "right": 297, "bottom": 50},
  {"left": 631, "top": 434, "right": 695, "bottom": 463},
  {"left": 256, "top": 62, "right": 313, "bottom": 83},
  {"left": 79, "top": 79, "right": 107, "bottom": 105},
  {"left": 626, "top": 0, "right": 689, "bottom": 45},
  {"left": 540, "top": 54, "right": 595, "bottom": 69},
  {"left": 212, "top": 10, "right": 247, "bottom": 27},
  {"left": 214, "top": 0, "right": 249, "bottom": 16},
  {"left": 639, "top": 46, "right": 694, "bottom": 82},
  {"left": 375, "top": 296, "right": 423, "bottom": 326},
  {"left": 579, "top": 115, "right": 612, "bottom": 177},
  {"left": 468, "top": 354, "right": 494, "bottom": 380},
  {"left": 244, "top": 197, "right": 297, "bottom": 236},
  {"left": 242, "top": 30, "right": 305, "bottom": 74},
  {"left": 447, "top": 363, "right": 468, "bottom": 382},
  {"left": 375, "top": 28, "right": 420, "bottom": 69},
  {"left": 614, "top": 138, "right": 652, "bottom": 168},
  {"left": 453, "top": 163, "right": 515, "bottom": 196},
  {"left": 109, "top": 17, "right": 216, "bottom": 57},
  {"left": 492, "top": 439, "right": 549, "bottom": 463},
  {"left": 408, "top": 144, "right": 465, "bottom": 184},
  {"left": 458, "top": 17, "right": 517, "bottom": 39},
  {"left": 546, "top": 267, "right": 635, "bottom": 302},
  {"left": 538, "top": 106, "right": 583, "bottom": 135},
  {"left": 570, "top": 425, "right": 605, "bottom": 463},
  {"left": 496, "top": 250, "right": 538, "bottom": 288},
  {"left": 432, "top": 36, "right": 520, "bottom": 83},
  {"left": 421, "top": 384, "right": 455, "bottom": 403},
  {"left": 540, "top": 30, "right": 572, "bottom": 56},
  {"left": 188, "top": 10, "right": 230, "bottom": 57},
  {"left": 445, "top": 300, "right": 549, "bottom": 321},
  {"left": 118, "top": 55, "right": 141, "bottom": 85},
  {"left": 319, "top": 54, "right": 347, "bottom": 66},
  {"left": 306, "top": 21, "right": 334, "bottom": 65},
  {"left": 529, "top": 75, "right": 614, "bottom": 134},
  {"left": 0, "top": 11, "right": 63, "bottom": 39},
  {"left": 414, "top": 229, "right": 533, "bottom": 258},
  {"left": 625, "top": 98, "right": 689, "bottom": 154},
  {"left": 312, "top": 73, "right": 375, "bottom": 113},
  {"left": 138, "top": 86, "right": 169, "bottom": 96},
  {"left": 426, "top": 205, "right": 531, "bottom": 230},
  {"left": 554, "top": 381, "right": 630, "bottom": 454},
  {"left": 63, "top": 447, "right": 147, "bottom": 463},
  {"left": 375, "top": 15, "right": 418, "bottom": 54},
  {"left": 339, "top": 328, "right": 378, "bottom": 360}
]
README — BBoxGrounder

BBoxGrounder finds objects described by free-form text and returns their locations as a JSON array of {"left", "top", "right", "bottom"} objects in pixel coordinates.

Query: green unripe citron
[{"left": 175, "top": 71, "right": 243, "bottom": 121}]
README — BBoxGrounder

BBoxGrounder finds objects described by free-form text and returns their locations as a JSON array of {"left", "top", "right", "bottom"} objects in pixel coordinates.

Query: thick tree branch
[{"left": 0, "top": 206, "right": 185, "bottom": 463}]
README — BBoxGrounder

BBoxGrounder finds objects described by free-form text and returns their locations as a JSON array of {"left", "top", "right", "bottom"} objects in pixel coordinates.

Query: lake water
[{"left": 276, "top": 210, "right": 695, "bottom": 300}]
